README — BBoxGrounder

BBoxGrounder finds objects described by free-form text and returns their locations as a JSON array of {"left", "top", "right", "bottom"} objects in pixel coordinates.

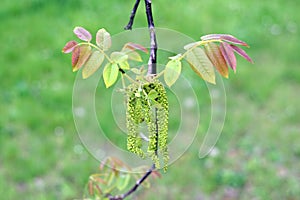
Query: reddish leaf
[
  {"left": 220, "top": 35, "right": 249, "bottom": 47},
  {"left": 73, "top": 45, "right": 92, "bottom": 72},
  {"left": 73, "top": 27, "right": 92, "bottom": 42},
  {"left": 230, "top": 45, "right": 253, "bottom": 63},
  {"left": 123, "top": 42, "right": 148, "bottom": 53},
  {"left": 151, "top": 170, "right": 162, "bottom": 179},
  {"left": 201, "top": 34, "right": 249, "bottom": 47},
  {"left": 62, "top": 40, "right": 77, "bottom": 53},
  {"left": 220, "top": 42, "right": 237, "bottom": 72},
  {"left": 88, "top": 181, "right": 94, "bottom": 195},
  {"left": 204, "top": 43, "right": 229, "bottom": 78},
  {"left": 72, "top": 46, "right": 80, "bottom": 67},
  {"left": 201, "top": 34, "right": 222, "bottom": 41}
]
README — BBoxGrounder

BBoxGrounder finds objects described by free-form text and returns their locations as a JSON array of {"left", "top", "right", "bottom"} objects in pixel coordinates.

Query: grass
[{"left": 1, "top": 0, "right": 300, "bottom": 199}]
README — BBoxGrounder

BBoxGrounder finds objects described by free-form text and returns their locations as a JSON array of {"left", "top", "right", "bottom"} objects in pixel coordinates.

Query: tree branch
[
  {"left": 124, "top": 0, "right": 141, "bottom": 30},
  {"left": 145, "top": 0, "right": 157, "bottom": 75},
  {"left": 108, "top": 1, "right": 159, "bottom": 199}
]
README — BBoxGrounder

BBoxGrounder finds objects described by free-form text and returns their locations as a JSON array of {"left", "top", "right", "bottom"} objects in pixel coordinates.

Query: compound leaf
[
  {"left": 185, "top": 47, "right": 215, "bottom": 84},
  {"left": 164, "top": 59, "right": 182, "bottom": 87},
  {"left": 73, "top": 27, "right": 92, "bottom": 42},
  {"left": 82, "top": 51, "right": 105, "bottom": 79},
  {"left": 96, "top": 28, "right": 111, "bottom": 51},
  {"left": 204, "top": 43, "right": 229, "bottom": 78},
  {"left": 103, "top": 63, "right": 119, "bottom": 88}
]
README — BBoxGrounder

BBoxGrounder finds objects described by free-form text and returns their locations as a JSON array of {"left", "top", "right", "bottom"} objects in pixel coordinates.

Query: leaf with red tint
[
  {"left": 204, "top": 43, "right": 229, "bottom": 78},
  {"left": 201, "top": 34, "right": 222, "bottom": 41},
  {"left": 62, "top": 40, "right": 77, "bottom": 53},
  {"left": 72, "top": 46, "right": 80, "bottom": 67},
  {"left": 73, "top": 27, "right": 92, "bottom": 42},
  {"left": 73, "top": 45, "right": 92, "bottom": 72},
  {"left": 230, "top": 45, "right": 253, "bottom": 63},
  {"left": 151, "top": 170, "right": 161, "bottom": 179},
  {"left": 123, "top": 42, "right": 148, "bottom": 53},
  {"left": 201, "top": 34, "right": 249, "bottom": 47},
  {"left": 220, "top": 42, "right": 237, "bottom": 72},
  {"left": 220, "top": 35, "right": 248, "bottom": 47}
]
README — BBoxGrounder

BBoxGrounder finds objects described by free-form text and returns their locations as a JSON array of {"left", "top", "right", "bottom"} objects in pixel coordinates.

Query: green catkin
[{"left": 126, "top": 80, "right": 169, "bottom": 171}]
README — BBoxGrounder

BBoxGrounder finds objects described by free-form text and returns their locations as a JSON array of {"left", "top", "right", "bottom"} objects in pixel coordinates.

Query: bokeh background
[{"left": 1, "top": 0, "right": 299, "bottom": 199}]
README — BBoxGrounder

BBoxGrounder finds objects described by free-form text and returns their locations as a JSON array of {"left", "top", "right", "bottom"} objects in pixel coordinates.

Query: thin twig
[{"left": 124, "top": 0, "right": 141, "bottom": 30}]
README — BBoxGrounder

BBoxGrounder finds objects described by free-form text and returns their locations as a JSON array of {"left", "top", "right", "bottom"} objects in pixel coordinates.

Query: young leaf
[
  {"left": 82, "top": 51, "right": 105, "bottom": 79},
  {"left": 201, "top": 34, "right": 221, "bottom": 41},
  {"left": 201, "top": 34, "right": 248, "bottom": 47},
  {"left": 220, "top": 35, "right": 249, "bottom": 47},
  {"left": 103, "top": 63, "right": 119, "bottom": 88},
  {"left": 230, "top": 45, "right": 253, "bottom": 63},
  {"left": 185, "top": 47, "right": 216, "bottom": 84},
  {"left": 62, "top": 40, "right": 78, "bottom": 53},
  {"left": 122, "top": 42, "right": 148, "bottom": 53},
  {"left": 111, "top": 52, "right": 130, "bottom": 70},
  {"left": 72, "top": 46, "right": 80, "bottom": 67},
  {"left": 111, "top": 52, "right": 128, "bottom": 63},
  {"left": 164, "top": 59, "right": 182, "bottom": 87},
  {"left": 220, "top": 42, "right": 237, "bottom": 72},
  {"left": 122, "top": 49, "right": 143, "bottom": 62},
  {"left": 72, "top": 45, "right": 92, "bottom": 72},
  {"left": 73, "top": 27, "right": 92, "bottom": 42},
  {"left": 204, "top": 43, "right": 229, "bottom": 78},
  {"left": 96, "top": 28, "right": 112, "bottom": 51}
]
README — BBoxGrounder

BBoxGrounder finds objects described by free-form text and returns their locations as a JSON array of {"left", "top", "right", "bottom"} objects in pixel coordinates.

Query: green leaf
[
  {"left": 111, "top": 52, "right": 130, "bottom": 70},
  {"left": 204, "top": 43, "right": 229, "bottom": 78},
  {"left": 164, "top": 59, "right": 182, "bottom": 87},
  {"left": 148, "top": 89, "right": 159, "bottom": 101},
  {"left": 185, "top": 47, "right": 215, "bottom": 84},
  {"left": 116, "top": 174, "right": 130, "bottom": 191},
  {"left": 96, "top": 28, "right": 112, "bottom": 51},
  {"left": 122, "top": 49, "right": 142, "bottom": 62},
  {"left": 82, "top": 51, "right": 105, "bottom": 79},
  {"left": 103, "top": 63, "right": 119, "bottom": 88},
  {"left": 111, "top": 52, "right": 128, "bottom": 63},
  {"left": 72, "top": 45, "right": 92, "bottom": 72}
]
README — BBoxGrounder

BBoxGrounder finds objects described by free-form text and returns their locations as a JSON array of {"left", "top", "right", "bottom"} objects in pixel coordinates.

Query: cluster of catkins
[{"left": 126, "top": 80, "right": 169, "bottom": 171}]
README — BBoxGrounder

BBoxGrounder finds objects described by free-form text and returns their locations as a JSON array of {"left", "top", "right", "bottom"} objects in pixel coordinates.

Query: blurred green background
[{"left": 1, "top": 0, "right": 299, "bottom": 199}]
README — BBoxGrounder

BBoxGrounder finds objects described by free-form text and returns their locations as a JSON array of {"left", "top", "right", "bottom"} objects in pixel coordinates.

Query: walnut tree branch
[{"left": 108, "top": 1, "right": 159, "bottom": 199}]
